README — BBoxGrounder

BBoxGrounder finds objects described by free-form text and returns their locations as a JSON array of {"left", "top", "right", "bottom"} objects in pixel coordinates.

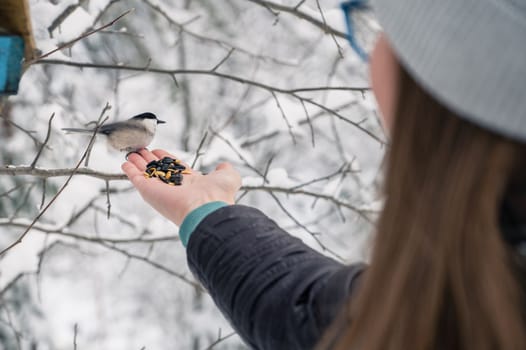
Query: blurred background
[{"left": 0, "top": 0, "right": 385, "bottom": 349}]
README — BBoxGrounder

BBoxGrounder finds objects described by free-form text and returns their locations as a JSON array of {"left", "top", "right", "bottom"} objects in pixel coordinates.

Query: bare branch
[
  {"left": 202, "top": 330, "right": 236, "bottom": 350},
  {"left": 37, "top": 59, "right": 369, "bottom": 93},
  {"left": 209, "top": 129, "right": 267, "bottom": 180},
  {"left": 36, "top": 60, "right": 380, "bottom": 143},
  {"left": 0, "top": 166, "right": 127, "bottom": 181},
  {"left": 105, "top": 180, "right": 111, "bottom": 219},
  {"left": 48, "top": 1, "right": 88, "bottom": 37},
  {"left": 211, "top": 48, "right": 235, "bottom": 72},
  {"left": 240, "top": 184, "right": 375, "bottom": 223},
  {"left": 0, "top": 116, "right": 109, "bottom": 256},
  {"left": 30, "top": 113, "right": 55, "bottom": 168},
  {"left": 191, "top": 131, "right": 208, "bottom": 168},
  {"left": 271, "top": 92, "right": 297, "bottom": 144},
  {"left": 33, "top": 9, "right": 134, "bottom": 63},
  {"left": 0, "top": 218, "right": 177, "bottom": 245},
  {"left": 73, "top": 324, "right": 78, "bottom": 350},
  {"left": 315, "top": 0, "right": 344, "bottom": 57},
  {"left": 267, "top": 191, "right": 345, "bottom": 261},
  {"left": 85, "top": 103, "right": 112, "bottom": 167},
  {"left": 142, "top": 0, "right": 295, "bottom": 67},
  {"left": 246, "top": 0, "right": 346, "bottom": 38},
  {"left": 100, "top": 242, "right": 201, "bottom": 289},
  {"left": 0, "top": 114, "right": 45, "bottom": 148}
]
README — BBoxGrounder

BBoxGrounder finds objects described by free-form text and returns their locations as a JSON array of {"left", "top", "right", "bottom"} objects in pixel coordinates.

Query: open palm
[{"left": 122, "top": 149, "right": 241, "bottom": 225}]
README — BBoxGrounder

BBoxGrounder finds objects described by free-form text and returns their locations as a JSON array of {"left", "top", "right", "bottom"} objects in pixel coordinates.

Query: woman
[{"left": 122, "top": 0, "right": 526, "bottom": 348}]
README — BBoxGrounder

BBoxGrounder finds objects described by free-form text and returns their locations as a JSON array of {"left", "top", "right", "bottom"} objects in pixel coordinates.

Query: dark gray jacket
[{"left": 187, "top": 205, "right": 365, "bottom": 350}]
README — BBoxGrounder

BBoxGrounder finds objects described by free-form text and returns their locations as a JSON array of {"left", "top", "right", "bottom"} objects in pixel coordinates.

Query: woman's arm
[
  {"left": 187, "top": 205, "right": 365, "bottom": 350},
  {"left": 122, "top": 149, "right": 365, "bottom": 349}
]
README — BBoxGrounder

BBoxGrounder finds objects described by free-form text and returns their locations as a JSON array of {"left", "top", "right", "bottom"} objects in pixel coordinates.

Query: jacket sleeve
[{"left": 186, "top": 205, "right": 366, "bottom": 350}]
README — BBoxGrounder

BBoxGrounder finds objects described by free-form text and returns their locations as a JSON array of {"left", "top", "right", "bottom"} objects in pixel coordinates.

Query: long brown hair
[{"left": 321, "top": 64, "right": 526, "bottom": 349}]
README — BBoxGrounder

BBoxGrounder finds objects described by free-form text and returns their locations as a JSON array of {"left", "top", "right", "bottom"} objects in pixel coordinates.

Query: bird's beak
[{"left": 157, "top": 120, "right": 166, "bottom": 124}]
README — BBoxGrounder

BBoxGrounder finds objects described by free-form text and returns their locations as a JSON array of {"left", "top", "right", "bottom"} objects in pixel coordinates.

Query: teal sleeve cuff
[{"left": 179, "top": 201, "right": 229, "bottom": 247}]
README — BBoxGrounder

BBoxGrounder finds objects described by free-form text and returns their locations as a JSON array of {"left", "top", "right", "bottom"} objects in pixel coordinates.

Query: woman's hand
[{"left": 122, "top": 149, "right": 241, "bottom": 226}]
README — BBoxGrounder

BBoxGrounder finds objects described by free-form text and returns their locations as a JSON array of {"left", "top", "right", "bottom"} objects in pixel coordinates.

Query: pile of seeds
[{"left": 143, "top": 157, "right": 191, "bottom": 186}]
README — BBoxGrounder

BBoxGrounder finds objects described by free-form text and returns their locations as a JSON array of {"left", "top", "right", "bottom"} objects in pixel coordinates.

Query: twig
[
  {"left": 143, "top": 0, "right": 295, "bottom": 67},
  {"left": 0, "top": 218, "right": 177, "bottom": 245},
  {"left": 210, "top": 129, "right": 267, "bottom": 180},
  {"left": 246, "top": 0, "right": 346, "bottom": 38},
  {"left": 290, "top": 161, "right": 357, "bottom": 190},
  {"left": 191, "top": 131, "right": 208, "bottom": 168},
  {"left": 271, "top": 92, "right": 296, "bottom": 144},
  {"left": 0, "top": 305, "right": 23, "bottom": 350},
  {"left": 48, "top": 1, "right": 88, "bottom": 37},
  {"left": 91, "top": 0, "right": 122, "bottom": 27},
  {"left": 40, "top": 179, "right": 47, "bottom": 210},
  {"left": 240, "top": 184, "right": 374, "bottom": 222},
  {"left": 33, "top": 9, "right": 134, "bottom": 63},
  {"left": 30, "top": 113, "right": 55, "bottom": 168},
  {"left": 240, "top": 101, "right": 359, "bottom": 148},
  {"left": 267, "top": 191, "right": 345, "bottom": 261},
  {"left": 0, "top": 114, "right": 45, "bottom": 148},
  {"left": 202, "top": 330, "right": 236, "bottom": 350},
  {"left": 294, "top": 0, "right": 307, "bottom": 10},
  {"left": 0, "top": 183, "right": 29, "bottom": 199},
  {"left": 73, "top": 323, "right": 78, "bottom": 350},
  {"left": 211, "top": 48, "right": 235, "bottom": 72},
  {"left": 10, "top": 182, "right": 36, "bottom": 219},
  {"left": 0, "top": 116, "right": 109, "bottom": 256},
  {"left": 300, "top": 100, "right": 315, "bottom": 147},
  {"left": 105, "top": 180, "right": 111, "bottom": 219},
  {"left": 315, "top": 0, "right": 344, "bottom": 57},
  {"left": 0, "top": 273, "right": 29, "bottom": 299},
  {"left": 85, "top": 103, "right": 112, "bottom": 167},
  {"left": 100, "top": 242, "right": 201, "bottom": 289}
]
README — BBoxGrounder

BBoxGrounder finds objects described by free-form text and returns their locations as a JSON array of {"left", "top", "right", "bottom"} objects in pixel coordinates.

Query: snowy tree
[{"left": 0, "top": 0, "right": 384, "bottom": 348}]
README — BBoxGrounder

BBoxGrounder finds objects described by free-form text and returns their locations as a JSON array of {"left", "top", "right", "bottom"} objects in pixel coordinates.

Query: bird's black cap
[{"left": 132, "top": 112, "right": 166, "bottom": 124}]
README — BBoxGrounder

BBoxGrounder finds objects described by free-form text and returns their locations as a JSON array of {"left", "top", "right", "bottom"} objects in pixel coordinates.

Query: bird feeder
[{"left": 0, "top": 0, "right": 36, "bottom": 95}]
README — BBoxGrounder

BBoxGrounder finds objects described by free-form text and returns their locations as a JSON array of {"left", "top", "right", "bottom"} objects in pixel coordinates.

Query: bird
[{"left": 62, "top": 112, "right": 166, "bottom": 153}]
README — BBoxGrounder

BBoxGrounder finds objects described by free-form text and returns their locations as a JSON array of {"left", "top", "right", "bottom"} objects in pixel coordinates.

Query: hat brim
[{"left": 372, "top": 0, "right": 526, "bottom": 142}]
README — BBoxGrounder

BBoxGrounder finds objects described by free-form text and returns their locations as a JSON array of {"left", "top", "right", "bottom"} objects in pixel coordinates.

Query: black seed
[
  {"left": 161, "top": 164, "right": 170, "bottom": 171},
  {"left": 146, "top": 160, "right": 158, "bottom": 168},
  {"left": 162, "top": 157, "right": 174, "bottom": 163}
]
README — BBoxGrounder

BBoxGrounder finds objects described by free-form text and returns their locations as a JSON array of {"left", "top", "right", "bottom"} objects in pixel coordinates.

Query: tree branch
[{"left": 0, "top": 166, "right": 127, "bottom": 181}]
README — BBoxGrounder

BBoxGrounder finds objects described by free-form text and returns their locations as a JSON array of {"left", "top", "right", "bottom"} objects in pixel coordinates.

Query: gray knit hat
[{"left": 372, "top": 0, "right": 526, "bottom": 142}]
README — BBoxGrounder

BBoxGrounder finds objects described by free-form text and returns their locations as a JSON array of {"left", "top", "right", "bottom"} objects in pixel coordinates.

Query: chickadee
[{"left": 62, "top": 112, "right": 166, "bottom": 152}]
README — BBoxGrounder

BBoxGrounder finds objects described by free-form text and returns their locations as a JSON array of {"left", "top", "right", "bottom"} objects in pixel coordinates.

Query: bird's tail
[{"left": 62, "top": 127, "right": 96, "bottom": 134}]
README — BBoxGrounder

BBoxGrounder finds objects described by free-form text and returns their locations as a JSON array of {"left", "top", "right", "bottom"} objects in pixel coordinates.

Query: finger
[
  {"left": 215, "top": 162, "right": 233, "bottom": 171},
  {"left": 151, "top": 149, "right": 178, "bottom": 160},
  {"left": 139, "top": 149, "right": 159, "bottom": 163},
  {"left": 212, "top": 162, "right": 242, "bottom": 188},
  {"left": 127, "top": 152, "right": 148, "bottom": 171},
  {"left": 122, "top": 162, "right": 146, "bottom": 186}
]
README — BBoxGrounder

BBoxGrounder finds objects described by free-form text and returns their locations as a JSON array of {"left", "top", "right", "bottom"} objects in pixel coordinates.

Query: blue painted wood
[{"left": 0, "top": 35, "right": 25, "bottom": 95}]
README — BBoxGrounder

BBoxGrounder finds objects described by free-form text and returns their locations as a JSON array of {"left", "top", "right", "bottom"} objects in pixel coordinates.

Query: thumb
[
  {"left": 215, "top": 162, "right": 234, "bottom": 172},
  {"left": 212, "top": 162, "right": 242, "bottom": 189}
]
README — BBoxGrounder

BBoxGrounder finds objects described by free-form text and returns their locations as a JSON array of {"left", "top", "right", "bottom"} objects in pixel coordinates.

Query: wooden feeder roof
[{"left": 0, "top": 0, "right": 36, "bottom": 62}]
